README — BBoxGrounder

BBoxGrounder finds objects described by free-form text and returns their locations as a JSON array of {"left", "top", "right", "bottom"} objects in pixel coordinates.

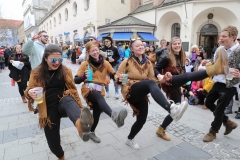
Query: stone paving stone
[
  {"left": 154, "top": 152, "right": 175, "bottom": 160},
  {"left": 3, "top": 128, "right": 17, "bottom": 143},
  {"left": 4, "top": 143, "right": 33, "bottom": 159},
  {"left": 0, "top": 131, "right": 3, "bottom": 144},
  {"left": 178, "top": 142, "right": 212, "bottom": 159},
  {"left": 0, "top": 123, "right": 8, "bottom": 132},
  {"left": 61, "top": 144, "right": 77, "bottom": 159},
  {"left": 0, "top": 149, "right": 4, "bottom": 160},
  {"left": 61, "top": 118, "right": 74, "bottom": 128},
  {"left": 112, "top": 141, "right": 137, "bottom": 157},
  {"left": 17, "top": 125, "right": 37, "bottom": 139},
  {"left": 90, "top": 145, "right": 122, "bottom": 160},
  {"left": 110, "top": 127, "right": 131, "bottom": 142},
  {"left": 19, "top": 151, "right": 48, "bottom": 160},
  {"left": 31, "top": 140, "right": 48, "bottom": 153},
  {"left": 71, "top": 140, "right": 99, "bottom": 155},
  {"left": 134, "top": 146, "right": 161, "bottom": 160},
  {"left": 116, "top": 154, "right": 141, "bottom": 160},
  {"left": 67, "top": 152, "right": 93, "bottom": 160},
  {"left": 61, "top": 132, "right": 80, "bottom": 145},
  {"left": 165, "top": 146, "right": 196, "bottom": 160},
  {"left": 95, "top": 132, "right": 119, "bottom": 148}
]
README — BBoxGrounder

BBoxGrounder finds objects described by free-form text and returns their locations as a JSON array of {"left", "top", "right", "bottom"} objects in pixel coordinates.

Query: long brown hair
[
  {"left": 168, "top": 37, "right": 185, "bottom": 67},
  {"left": 10, "top": 45, "right": 25, "bottom": 60},
  {"left": 36, "top": 44, "right": 65, "bottom": 87}
]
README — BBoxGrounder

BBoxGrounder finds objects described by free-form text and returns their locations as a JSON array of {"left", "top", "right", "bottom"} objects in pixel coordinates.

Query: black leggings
[
  {"left": 87, "top": 91, "right": 112, "bottom": 132},
  {"left": 127, "top": 80, "right": 171, "bottom": 139},
  {"left": 44, "top": 96, "right": 80, "bottom": 158},
  {"left": 17, "top": 81, "right": 27, "bottom": 96},
  {"left": 161, "top": 70, "right": 208, "bottom": 129}
]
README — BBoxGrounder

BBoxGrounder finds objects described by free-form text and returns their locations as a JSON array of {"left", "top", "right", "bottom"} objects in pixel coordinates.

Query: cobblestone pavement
[{"left": 0, "top": 59, "right": 240, "bottom": 160}]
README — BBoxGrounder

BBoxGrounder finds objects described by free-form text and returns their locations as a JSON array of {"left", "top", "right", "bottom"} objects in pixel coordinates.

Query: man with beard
[
  {"left": 22, "top": 31, "right": 48, "bottom": 69},
  {"left": 22, "top": 30, "right": 48, "bottom": 114},
  {"left": 101, "top": 37, "right": 120, "bottom": 98}
]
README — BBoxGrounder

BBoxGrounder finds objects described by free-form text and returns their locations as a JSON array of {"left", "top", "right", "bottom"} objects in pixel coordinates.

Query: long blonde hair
[{"left": 168, "top": 37, "right": 186, "bottom": 67}]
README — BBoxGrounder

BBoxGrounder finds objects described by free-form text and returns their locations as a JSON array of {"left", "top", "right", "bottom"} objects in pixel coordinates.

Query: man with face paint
[{"left": 101, "top": 36, "right": 120, "bottom": 99}]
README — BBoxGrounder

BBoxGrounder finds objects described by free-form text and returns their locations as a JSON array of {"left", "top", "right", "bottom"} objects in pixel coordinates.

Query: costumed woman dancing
[
  {"left": 75, "top": 41, "right": 128, "bottom": 143},
  {"left": 115, "top": 38, "right": 227, "bottom": 149},
  {"left": 25, "top": 44, "right": 93, "bottom": 160}
]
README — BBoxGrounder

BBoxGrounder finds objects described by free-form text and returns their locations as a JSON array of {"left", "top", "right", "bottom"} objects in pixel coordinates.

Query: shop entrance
[{"left": 199, "top": 24, "right": 218, "bottom": 58}]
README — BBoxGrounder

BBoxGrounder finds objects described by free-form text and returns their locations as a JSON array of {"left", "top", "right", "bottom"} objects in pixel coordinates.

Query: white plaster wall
[
  {"left": 132, "top": 10, "right": 155, "bottom": 25},
  {"left": 38, "top": 0, "right": 131, "bottom": 44}
]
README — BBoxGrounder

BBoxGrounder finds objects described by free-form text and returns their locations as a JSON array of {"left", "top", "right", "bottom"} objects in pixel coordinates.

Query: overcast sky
[{"left": 0, "top": 0, "right": 23, "bottom": 20}]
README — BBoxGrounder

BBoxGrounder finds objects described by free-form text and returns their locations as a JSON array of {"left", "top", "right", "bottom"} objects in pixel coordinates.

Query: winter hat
[
  {"left": 103, "top": 36, "right": 113, "bottom": 44},
  {"left": 197, "top": 53, "right": 204, "bottom": 60}
]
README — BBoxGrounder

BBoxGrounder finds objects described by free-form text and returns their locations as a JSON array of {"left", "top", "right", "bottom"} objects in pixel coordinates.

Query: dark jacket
[
  {"left": 155, "top": 47, "right": 169, "bottom": 63},
  {"left": 4, "top": 48, "right": 12, "bottom": 57},
  {"left": 101, "top": 45, "right": 120, "bottom": 67},
  {"left": 8, "top": 53, "right": 31, "bottom": 81}
]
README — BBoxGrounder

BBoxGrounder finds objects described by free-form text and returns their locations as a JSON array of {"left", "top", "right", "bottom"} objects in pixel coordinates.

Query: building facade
[
  {"left": 38, "top": 0, "right": 131, "bottom": 46},
  {"left": 17, "top": 22, "right": 26, "bottom": 44},
  {"left": 127, "top": 0, "right": 240, "bottom": 57},
  {"left": 0, "top": 19, "right": 23, "bottom": 46},
  {"left": 22, "top": 0, "right": 49, "bottom": 38}
]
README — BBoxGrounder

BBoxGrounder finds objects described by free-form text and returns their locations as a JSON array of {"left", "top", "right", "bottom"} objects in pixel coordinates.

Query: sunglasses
[
  {"left": 104, "top": 40, "right": 109, "bottom": 43},
  {"left": 50, "top": 58, "right": 63, "bottom": 63},
  {"left": 42, "top": 35, "right": 49, "bottom": 38}
]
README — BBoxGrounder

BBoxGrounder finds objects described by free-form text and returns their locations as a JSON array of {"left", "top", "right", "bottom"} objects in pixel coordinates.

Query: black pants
[
  {"left": 205, "top": 82, "right": 237, "bottom": 132},
  {"left": 87, "top": 91, "right": 112, "bottom": 132},
  {"left": 44, "top": 96, "right": 80, "bottom": 158},
  {"left": 17, "top": 81, "right": 27, "bottom": 96},
  {"left": 127, "top": 80, "right": 171, "bottom": 139},
  {"left": 161, "top": 70, "right": 209, "bottom": 129}
]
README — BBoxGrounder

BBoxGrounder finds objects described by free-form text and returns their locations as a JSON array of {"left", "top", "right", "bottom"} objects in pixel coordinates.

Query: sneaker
[
  {"left": 111, "top": 109, "right": 128, "bottom": 128},
  {"left": 89, "top": 132, "right": 101, "bottom": 143},
  {"left": 126, "top": 139, "right": 140, "bottom": 149},
  {"left": 115, "top": 93, "right": 119, "bottom": 99},
  {"left": 169, "top": 100, "right": 188, "bottom": 121},
  {"left": 106, "top": 92, "right": 110, "bottom": 98}
]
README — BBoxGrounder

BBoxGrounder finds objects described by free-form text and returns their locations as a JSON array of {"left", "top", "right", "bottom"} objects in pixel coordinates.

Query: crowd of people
[{"left": 1, "top": 25, "right": 240, "bottom": 160}]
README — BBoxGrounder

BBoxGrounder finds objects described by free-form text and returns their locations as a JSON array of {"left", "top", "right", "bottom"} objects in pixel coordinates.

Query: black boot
[
  {"left": 235, "top": 112, "right": 240, "bottom": 119},
  {"left": 34, "top": 105, "right": 39, "bottom": 114},
  {"left": 224, "top": 99, "right": 233, "bottom": 114}
]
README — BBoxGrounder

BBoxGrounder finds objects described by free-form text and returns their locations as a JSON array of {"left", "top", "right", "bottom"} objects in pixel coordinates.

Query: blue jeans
[
  {"left": 105, "top": 66, "right": 118, "bottom": 93},
  {"left": 0, "top": 62, "right": 4, "bottom": 69}
]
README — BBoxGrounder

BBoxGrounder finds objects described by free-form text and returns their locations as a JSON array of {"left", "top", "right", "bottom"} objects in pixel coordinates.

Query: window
[
  {"left": 65, "top": 8, "right": 68, "bottom": 21},
  {"left": 171, "top": 23, "right": 180, "bottom": 38},
  {"left": 84, "top": 0, "right": 90, "bottom": 11},
  {"left": 54, "top": 17, "right": 56, "bottom": 27},
  {"left": 105, "top": 19, "right": 111, "bottom": 24},
  {"left": 121, "top": 0, "right": 125, "bottom": 3},
  {"left": 50, "top": 20, "right": 52, "bottom": 29},
  {"left": 58, "top": 13, "right": 61, "bottom": 24},
  {"left": 73, "top": 2, "right": 77, "bottom": 16}
]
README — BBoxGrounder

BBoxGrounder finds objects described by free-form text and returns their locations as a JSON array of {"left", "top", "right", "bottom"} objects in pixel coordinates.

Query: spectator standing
[{"left": 101, "top": 36, "right": 120, "bottom": 98}]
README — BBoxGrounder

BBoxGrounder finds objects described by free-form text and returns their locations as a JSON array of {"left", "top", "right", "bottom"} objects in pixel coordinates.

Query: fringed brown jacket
[
  {"left": 76, "top": 60, "right": 115, "bottom": 106},
  {"left": 115, "top": 57, "right": 159, "bottom": 116},
  {"left": 24, "top": 65, "right": 83, "bottom": 129}
]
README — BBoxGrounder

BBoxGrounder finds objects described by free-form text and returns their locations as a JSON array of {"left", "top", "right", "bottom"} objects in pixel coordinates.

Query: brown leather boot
[
  {"left": 21, "top": 96, "right": 27, "bottom": 103},
  {"left": 156, "top": 126, "right": 170, "bottom": 141},
  {"left": 206, "top": 47, "right": 228, "bottom": 77},
  {"left": 75, "top": 107, "right": 94, "bottom": 142},
  {"left": 203, "top": 128, "right": 216, "bottom": 142},
  {"left": 223, "top": 119, "right": 238, "bottom": 135},
  {"left": 58, "top": 155, "right": 64, "bottom": 160}
]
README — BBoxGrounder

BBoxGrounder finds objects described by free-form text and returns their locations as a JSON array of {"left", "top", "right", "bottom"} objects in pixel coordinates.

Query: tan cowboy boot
[
  {"left": 156, "top": 126, "right": 171, "bottom": 141},
  {"left": 21, "top": 96, "right": 27, "bottom": 103},
  {"left": 75, "top": 107, "right": 94, "bottom": 142},
  {"left": 206, "top": 47, "right": 228, "bottom": 77}
]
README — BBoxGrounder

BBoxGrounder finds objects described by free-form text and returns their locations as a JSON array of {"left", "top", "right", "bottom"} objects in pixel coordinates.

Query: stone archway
[
  {"left": 157, "top": 11, "right": 182, "bottom": 41},
  {"left": 192, "top": 6, "right": 238, "bottom": 56}
]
